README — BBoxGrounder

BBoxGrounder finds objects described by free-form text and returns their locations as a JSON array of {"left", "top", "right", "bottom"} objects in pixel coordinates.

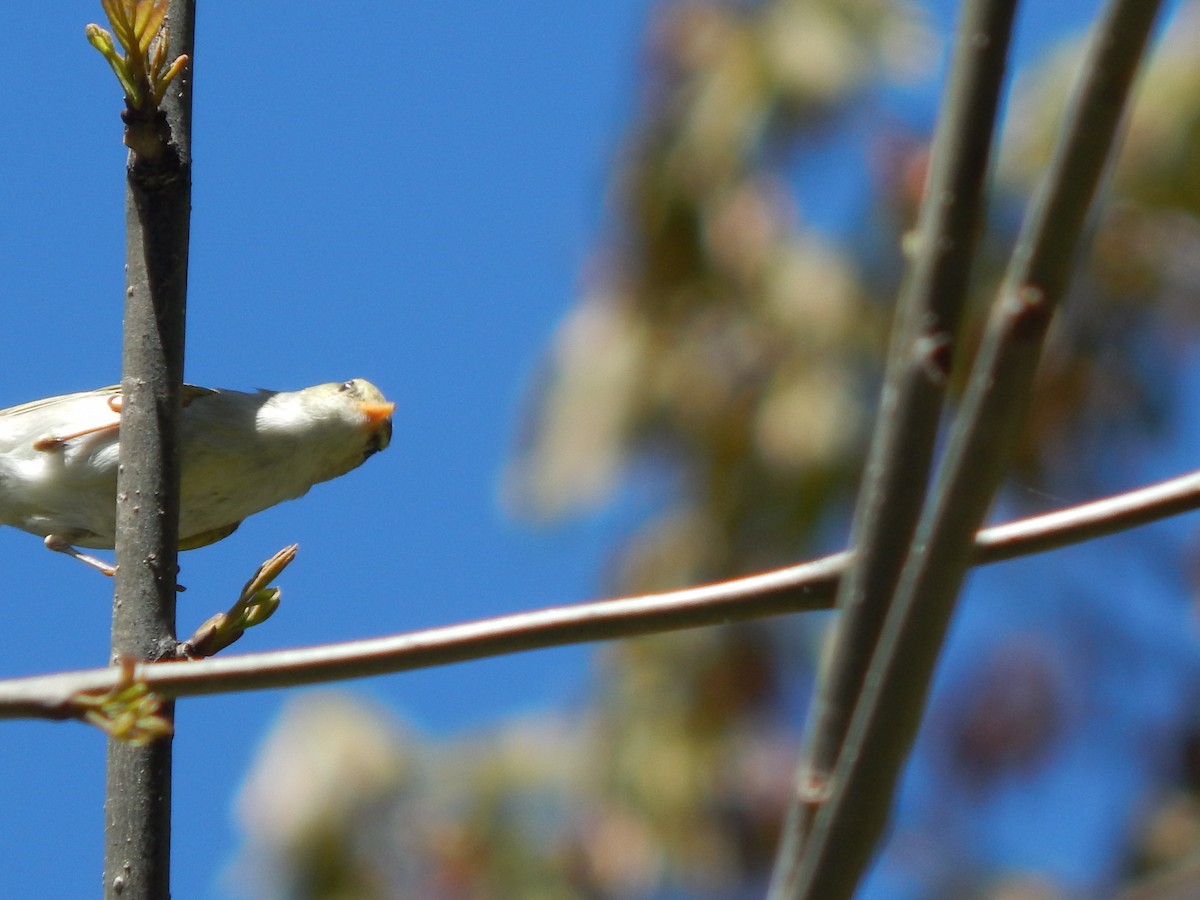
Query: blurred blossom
[
  {"left": 507, "top": 0, "right": 906, "bottom": 581},
  {"left": 754, "top": 360, "right": 861, "bottom": 472},
  {"left": 648, "top": 3, "right": 736, "bottom": 80},
  {"left": 702, "top": 179, "right": 787, "bottom": 284},
  {"left": 500, "top": 5, "right": 955, "bottom": 893},
  {"left": 671, "top": 25, "right": 768, "bottom": 184},
  {"left": 230, "top": 687, "right": 802, "bottom": 896},
  {"left": 1105, "top": 1, "right": 1200, "bottom": 213},
  {"left": 877, "top": 5, "right": 941, "bottom": 84},
  {"left": 504, "top": 291, "right": 647, "bottom": 519},
  {"left": 993, "top": 0, "right": 1200, "bottom": 479},
  {"left": 762, "top": 236, "right": 864, "bottom": 344},
  {"left": 1000, "top": 1, "right": 1200, "bottom": 276},
  {"left": 574, "top": 802, "right": 663, "bottom": 895},
  {"left": 236, "top": 693, "right": 408, "bottom": 851},
  {"left": 980, "top": 873, "right": 1067, "bottom": 900},
  {"left": 232, "top": 693, "right": 412, "bottom": 898},
  {"left": 613, "top": 507, "right": 730, "bottom": 591},
  {"left": 758, "top": 2, "right": 871, "bottom": 106},
  {"left": 1134, "top": 795, "right": 1200, "bottom": 875}
]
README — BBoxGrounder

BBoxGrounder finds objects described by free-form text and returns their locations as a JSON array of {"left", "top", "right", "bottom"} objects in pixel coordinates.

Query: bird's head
[{"left": 258, "top": 378, "right": 395, "bottom": 482}]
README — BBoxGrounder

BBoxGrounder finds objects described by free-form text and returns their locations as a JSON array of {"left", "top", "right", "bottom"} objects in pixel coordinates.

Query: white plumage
[{"left": 0, "top": 379, "right": 393, "bottom": 568}]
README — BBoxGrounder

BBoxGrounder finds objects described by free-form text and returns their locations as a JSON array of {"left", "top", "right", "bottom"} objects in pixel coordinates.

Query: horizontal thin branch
[{"left": 1, "top": 467, "right": 1198, "bottom": 721}]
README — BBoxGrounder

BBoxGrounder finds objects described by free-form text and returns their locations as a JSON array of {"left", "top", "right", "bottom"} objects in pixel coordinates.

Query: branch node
[
  {"left": 178, "top": 545, "right": 297, "bottom": 658},
  {"left": 72, "top": 656, "right": 172, "bottom": 745}
]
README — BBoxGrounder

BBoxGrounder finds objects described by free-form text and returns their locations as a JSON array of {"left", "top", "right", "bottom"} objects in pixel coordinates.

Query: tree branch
[
  {"left": 104, "top": 1, "right": 195, "bottom": 897},
  {"left": 770, "top": 1, "right": 1018, "bottom": 890},
  {"left": 787, "top": 1, "right": 1166, "bottom": 896},
  {"left": 0, "top": 466, "right": 1196, "bottom": 721}
]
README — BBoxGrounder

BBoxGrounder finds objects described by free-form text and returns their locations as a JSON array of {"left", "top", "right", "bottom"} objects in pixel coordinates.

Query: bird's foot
[
  {"left": 43, "top": 535, "right": 117, "bottom": 576},
  {"left": 30, "top": 396, "right": 123, "bottom": 451}
]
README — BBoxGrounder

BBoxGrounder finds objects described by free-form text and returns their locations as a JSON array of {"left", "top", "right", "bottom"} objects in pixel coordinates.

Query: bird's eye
[{"left": 339, "top": 381, "right": 354, "bottom": 393}]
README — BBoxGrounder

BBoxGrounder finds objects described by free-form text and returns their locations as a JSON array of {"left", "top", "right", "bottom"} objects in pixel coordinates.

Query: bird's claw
[
  {"left": 33, "top": 420, "right": 122, "bottom": 452},
  {"left": 43, "top": 535, "right": 117, "bottom": 576}
]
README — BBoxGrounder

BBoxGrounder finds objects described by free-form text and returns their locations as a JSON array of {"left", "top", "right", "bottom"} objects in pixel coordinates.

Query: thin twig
[
  {"left": 788, "top": 1, "right": 1166, "bottom": 897},
  {"left": 0, "top": 466, "right": 1196, "bottom": 720},
  {"left": 769, "top": 1, "right": 1018, "bottom": 890},
  {"left": 104, "top": 1, "right": 195, "bottom": 898}
]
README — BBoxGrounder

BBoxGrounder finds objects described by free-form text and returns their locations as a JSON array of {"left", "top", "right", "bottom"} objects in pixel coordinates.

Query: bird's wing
[
  {"left": 0, "top": 385, "right": 122, "bottom": 420},
  {"left": 0, "top": 384, "right": 219, "bottom": 421},
  {"left": 0, "top": 384, "right": 225, "bottom": 453},
  {"left": 181, "top": 384, "right": 220, "bottom": 404}
]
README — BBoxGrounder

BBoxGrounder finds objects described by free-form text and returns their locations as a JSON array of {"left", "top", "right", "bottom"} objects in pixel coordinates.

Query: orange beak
[{"left": 361, "top": 400, "right": 396, "bottom": 427}]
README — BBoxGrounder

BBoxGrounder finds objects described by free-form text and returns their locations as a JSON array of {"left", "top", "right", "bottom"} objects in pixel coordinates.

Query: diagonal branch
[
  {"left": 787, "top": 0, "right": 1167, "bottom": 897},
  {"left": 769, "top": 1, "right": 1018, "bottom": 890},
  {"left": 0, "top": 466, "right": 1197, "bottom": 721}
]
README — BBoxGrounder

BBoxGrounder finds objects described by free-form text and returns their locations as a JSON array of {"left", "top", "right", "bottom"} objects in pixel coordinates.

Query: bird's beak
[{"left": 361, "top": 400, "right": 396, "bottom": 427}]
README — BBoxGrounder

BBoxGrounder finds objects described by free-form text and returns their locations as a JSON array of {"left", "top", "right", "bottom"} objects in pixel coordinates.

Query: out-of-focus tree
[{"left": 231, "top": 2, "right": 1200, "bottom": 897}]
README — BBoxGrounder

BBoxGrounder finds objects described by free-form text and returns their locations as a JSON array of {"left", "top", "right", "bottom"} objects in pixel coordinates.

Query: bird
[{"left": 0, "top": 378, "right": 394, "bottom": 574}]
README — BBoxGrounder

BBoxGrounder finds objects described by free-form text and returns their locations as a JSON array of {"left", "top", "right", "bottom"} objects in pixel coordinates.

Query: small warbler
[{"left": 0, "top": 378, "right": 394, "bottom": 573}]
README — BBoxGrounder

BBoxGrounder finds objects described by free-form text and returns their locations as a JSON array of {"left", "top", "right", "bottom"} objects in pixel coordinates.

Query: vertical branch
[
  {"left": 103, "top": 1, "right": 195, "bottom": 898},
  {"left": 768, "top": 2, "right": 1018, "bottom": 892},
  {"left": 787, "top": 0, "right": 1165, "bottom": 897}
]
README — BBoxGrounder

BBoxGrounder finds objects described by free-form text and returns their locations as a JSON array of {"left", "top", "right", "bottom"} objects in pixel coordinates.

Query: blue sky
[
  {"left": 1, "top": 3, "right": 649, "bottom": 894},
  {"left": 0, "top": 1, "right": 1187, "bottom": 897}
]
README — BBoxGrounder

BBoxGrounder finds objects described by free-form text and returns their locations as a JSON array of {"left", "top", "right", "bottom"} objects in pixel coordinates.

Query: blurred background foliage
[{"left": 231, "top": 1, "right": 1200, "bottom": 897}]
